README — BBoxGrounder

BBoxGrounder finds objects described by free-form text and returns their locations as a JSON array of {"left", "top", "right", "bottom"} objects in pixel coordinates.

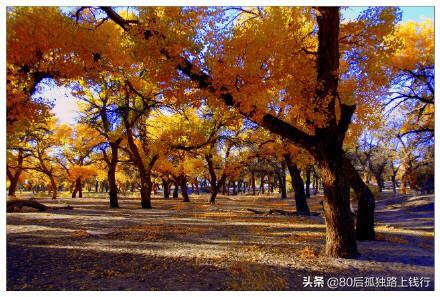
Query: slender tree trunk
[
  {"left": 48, "top": 175, "right": 57, "bottom": 200},
  {"left": 305, "top": 166, "right": 311, "bottom": 198},
  {"left": 251, "top": 173, "right": 256, "bottom": 195},
  {"left": 172, "top": 182, "right": 179, "bottom": 198},
  {"left": 284, "top": 155, "right": 310, "bottom": 214},
  {"left": 108, "top": 143, "right": 119, "bottom": 208},
  {"left": 391, "top": 174, "right": 397, "bottom": 193},
  {"left": 375, "top": 174, "right": 383, "bottom": 192},
  {"left": 260, "top": 175, "right": 265, "bottom": 194},
  {"left": 194, "top": 178, "right": 200, "bottom": 195}
]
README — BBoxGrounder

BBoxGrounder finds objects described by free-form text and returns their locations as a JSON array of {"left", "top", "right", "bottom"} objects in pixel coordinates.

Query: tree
[{"left": 76, "top": 76, "right": 126, "bottom": 207}]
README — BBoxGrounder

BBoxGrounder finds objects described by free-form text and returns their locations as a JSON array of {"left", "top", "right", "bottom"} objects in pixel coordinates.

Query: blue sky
[
  {"left": 45, "top": 6, "right": 434, "bottom": 124},
  {"left": 343, "top": 6, "right": 434, "bottom": 22}
]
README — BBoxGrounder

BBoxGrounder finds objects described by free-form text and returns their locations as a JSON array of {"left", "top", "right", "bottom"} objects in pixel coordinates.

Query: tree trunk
[
  {"left": 375, "top": 174, "right": 383, "bottom": 192},
  {"left": 49, "top": 175, "right": 57, "bottom": 200},
  {"left": 140, "top": 174, "right": 153, "bottom": 209},
  {"left": 7, "top": 149, "right": 24, "bottom": 197},
  {"left": 163, "top": 179, "right": 170, "bottom": 199},
  {"left": 194, "top": 178, "right": 200, "bottom": 195},
  {"left": 391, "top": 174, "right": 397, "bottom": 193},
  {"left": 278, "top": 161, "right": 287, "bottom": 199},
  {"left": 305, "top": 166, "right": 311, "bottom": 198},
  {"left": 180, "top": 174, "right": 190, "bottom": 202},
  {"left": 173, "top": 182, "right": 179, "bottom": 198},
  {"left": 72, "top": 178, "right": 82, "bottom": 198},
  {"left": 108, "top": 143, "right": 119, "bottom": 208},
  {"left": 284, "top": 155, "right": 310, "bottom": 215},
  {"left": 318, "top": 157, "right": 358, "bottom": 258},
  {"left": 251, "top": 173, "right": 256, "bottom": 195},
  {"left": 260, "top": 175, "right": 265, "bottom": 194},
  {"left": 342, "top": 156, "right": 375, "bottom": 241},
  {"left": 8, "top": 171, "right": 20, "bottom": 197}
]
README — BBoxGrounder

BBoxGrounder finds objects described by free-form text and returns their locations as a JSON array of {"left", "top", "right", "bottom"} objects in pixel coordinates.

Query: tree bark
[
  {"left": 48, "top": 175, "right": 57, "bottom": 200},
  {"left": 163, "top": 179, "right": 170, "bottom": 199},
  {"left": 179, "top": 174, "right": 190, "bottom": 202},
  {"left": 284, "top": 155, "right": 310, "bottom": 215},
  {"left": 140, "top": 173, "right": 153, "bottom": 208},
  {"left": 391, "top": 175, "right": 397, "bottom": 193},
  {"left": 305, "top": 166, "right": 311, "bottom": 198},
  {"left": 251, "top": 173, "right": 256, "bottom": 195},
  {"left": 318, "top": 156, "right": 358, "bottom": 258},
  {"left": 72, "top": 178, "right": 83, "bottom": 198},
  {"left": 375, "top": 174, "right": 383, "bottom": 192},
  {"left": 7, "top": 169, "right": 20, "bottom": 197},
  {"left": 108, "top": 142, "right": 120, "bottom": 208},
  {"left": 342, "top": 156, "right": 376, "bottom": 241},
  {"left": 7, "top": 148, "right": 25, "bottom": 197},
  {"left": 172, "top": 182, "right": 179, "bottom": 198}
]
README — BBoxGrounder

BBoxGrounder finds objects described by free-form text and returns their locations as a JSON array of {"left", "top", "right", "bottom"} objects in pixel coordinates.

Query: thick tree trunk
[
  {"left": 140, "top": 174, "right": 153, "bottom": 208},
  {"left": 7, "top": 149, "right": 24, "bottom": 197},
  {"left": 8, "top": 172, "right": 20, "bottom": 197},
  {"left": 319, "top": 157, "right": 358, "bottom": 258},
  {"left": 284, "top": 155, "right": 310, "bottom": 215},
  {"left": 163, "top": 179, "right": 170, "bottom": 199},
  {"left": 180, "top": 175, "right": 190, "bottom": 202},
  {"left": 342, "top": 156, "right": 375, "bottom": 241}
]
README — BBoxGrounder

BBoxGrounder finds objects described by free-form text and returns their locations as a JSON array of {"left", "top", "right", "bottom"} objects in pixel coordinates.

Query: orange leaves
[{"left": 388, "top": 20, "right": 433, "bottom": 69}]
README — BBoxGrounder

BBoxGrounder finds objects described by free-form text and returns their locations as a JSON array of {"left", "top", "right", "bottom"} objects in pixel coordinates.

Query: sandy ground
[{"left": 6, "top": 191, "right": 434, "bottom": 290}]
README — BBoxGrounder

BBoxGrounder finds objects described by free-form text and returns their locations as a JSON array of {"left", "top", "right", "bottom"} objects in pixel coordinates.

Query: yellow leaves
[
  {"left": 69, "top": 166, "right": 97, "bottom": 181},
  {"left": 389, "top": 20, "right": 433, "bottom": 69}
]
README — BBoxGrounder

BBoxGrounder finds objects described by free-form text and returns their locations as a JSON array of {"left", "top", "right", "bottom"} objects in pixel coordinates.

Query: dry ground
[{"left": 6, "top": 191, "right": 434, "bottom": 290}]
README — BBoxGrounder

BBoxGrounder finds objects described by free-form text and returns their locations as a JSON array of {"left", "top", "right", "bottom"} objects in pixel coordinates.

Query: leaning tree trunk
[
  {"left": 342, "top": 155, "right": 376, "bottom": 240},
  {"left": 284, "top": 155, "right": 310, "bottom": 215}
]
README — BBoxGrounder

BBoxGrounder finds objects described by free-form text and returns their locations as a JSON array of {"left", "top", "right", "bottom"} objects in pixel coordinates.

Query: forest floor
[{"left": 7, "top": 191, "right": 434, "bottom": 290}]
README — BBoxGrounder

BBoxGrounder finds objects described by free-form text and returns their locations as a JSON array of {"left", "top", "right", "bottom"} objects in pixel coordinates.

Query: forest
[{"left": 6, "top": 6, "right": 434, "bottom": 291}]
